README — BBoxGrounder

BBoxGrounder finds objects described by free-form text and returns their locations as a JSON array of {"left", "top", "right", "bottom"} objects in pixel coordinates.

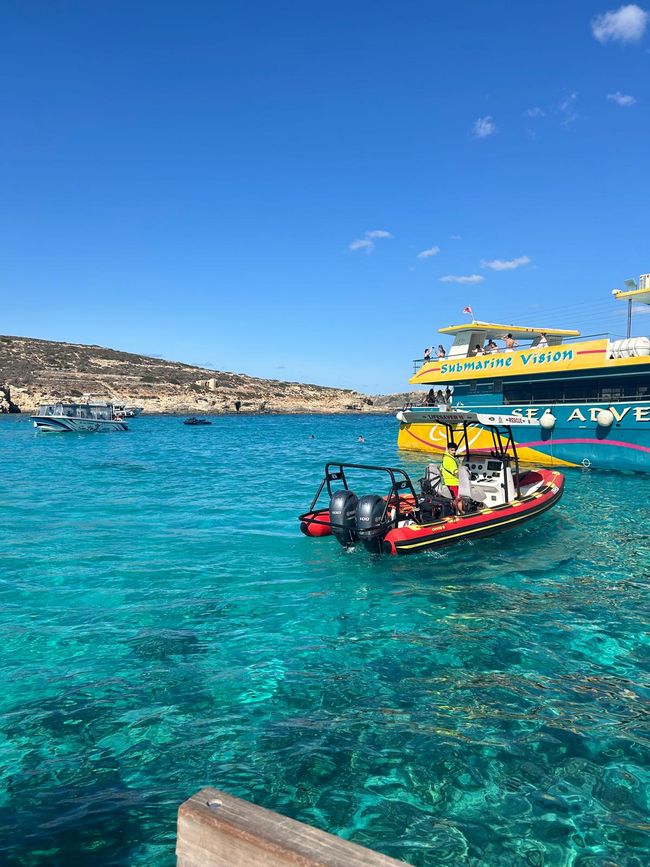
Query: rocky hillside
[{"left": 0, "top": 334, "right": 384, "bottom": 415}]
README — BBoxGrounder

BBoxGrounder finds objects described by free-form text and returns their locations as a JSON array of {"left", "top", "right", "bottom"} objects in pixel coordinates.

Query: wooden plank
[{"left": 176, "top": 787, "right": 409, "bottom": 867}]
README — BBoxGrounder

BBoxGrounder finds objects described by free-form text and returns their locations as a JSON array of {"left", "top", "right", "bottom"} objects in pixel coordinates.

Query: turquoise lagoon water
[{"left": 0, "top": 413, "right": 648, "bottom": 866}]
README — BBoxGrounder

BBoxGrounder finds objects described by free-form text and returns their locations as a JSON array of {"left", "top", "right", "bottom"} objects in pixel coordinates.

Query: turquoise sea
[{"left": 0, "top": 413, "right": 648, "bottom": 866}]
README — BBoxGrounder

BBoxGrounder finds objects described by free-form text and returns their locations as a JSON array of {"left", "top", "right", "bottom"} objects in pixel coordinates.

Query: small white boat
[
  {"left": 113, "top": 403, "right": 144, "bottom": 418},
  {"left": 31, "top": 402, "right": 128, "bottom": 432}
]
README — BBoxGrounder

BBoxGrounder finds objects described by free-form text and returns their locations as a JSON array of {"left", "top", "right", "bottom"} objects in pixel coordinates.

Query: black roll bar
[{"left": 300, "top": 463, "right": 422, "bottom": 531}]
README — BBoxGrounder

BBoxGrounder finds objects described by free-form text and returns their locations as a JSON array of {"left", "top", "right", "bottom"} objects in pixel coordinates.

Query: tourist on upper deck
[
  {"left": 486, "top": 339, "right": 498, "bottom": 353},
  {"left": 474, "top": 344, "right": 484, "bottom": 356},
  {"left": 423, "top": 346, "right": 432, "bottom": 362},
  {"left": 504, "top": 333, "right": 518, "bottom": 352},
  {"left": 537, "top": 332, "right": 548, "bottom": 348},
  {"left": 437, "top": 345, "right": 446, "bottom": 359}
]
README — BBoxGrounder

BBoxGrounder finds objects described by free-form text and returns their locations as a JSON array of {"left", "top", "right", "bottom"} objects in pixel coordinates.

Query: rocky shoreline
[{"left": 0, "top": 335, "right": 415, "bottom": 416}]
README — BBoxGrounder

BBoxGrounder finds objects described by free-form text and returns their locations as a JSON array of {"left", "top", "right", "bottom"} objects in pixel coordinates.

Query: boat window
[
  {"left": 503, "top": 383, "right": 532, "bottom": 404},
  {"left": 531, "top": 382, "right": 557, "bottom": 402}
]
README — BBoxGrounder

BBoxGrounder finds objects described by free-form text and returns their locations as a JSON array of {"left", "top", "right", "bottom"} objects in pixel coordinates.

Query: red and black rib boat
[{"left": 299, "top": 410, "right": 565, "bottom": 556}]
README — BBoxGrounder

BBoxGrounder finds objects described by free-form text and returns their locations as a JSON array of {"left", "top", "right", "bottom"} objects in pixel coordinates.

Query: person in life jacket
[{"left": 441, "top": 442, "right": 463, "bottom": 513}]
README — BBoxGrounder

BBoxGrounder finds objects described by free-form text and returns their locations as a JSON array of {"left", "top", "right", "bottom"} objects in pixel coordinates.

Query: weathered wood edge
[{"left": 176, "top": 787, "right": 410, "bottom": 867}]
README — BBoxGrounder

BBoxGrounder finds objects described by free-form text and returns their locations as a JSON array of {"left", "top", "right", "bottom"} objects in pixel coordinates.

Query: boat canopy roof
[
  {"left": 405, "top": 409, "right": 540, "bottom": 427},
  {"left": 438, "top": 321, "right": 580, "bottom": 338},
  {"left": 613, "top": 286, "right": 650, "bottom": 306}
]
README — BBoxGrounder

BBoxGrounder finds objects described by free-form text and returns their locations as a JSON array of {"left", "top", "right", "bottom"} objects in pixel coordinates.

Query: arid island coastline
[{"left": 0, "top": 334, "right": 411, "bottom": 415}]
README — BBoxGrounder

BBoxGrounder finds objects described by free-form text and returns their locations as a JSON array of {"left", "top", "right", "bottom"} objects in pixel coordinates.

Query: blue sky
[{"left": 1, "top": 0, "right": 649, "bottom": 393}]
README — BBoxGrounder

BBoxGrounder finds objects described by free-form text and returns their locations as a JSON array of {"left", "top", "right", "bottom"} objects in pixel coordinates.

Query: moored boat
[
  {"left": 300, "top": 410, "right": 564, "bottom": 556},
  {"left": 399, "top": 278, "right": 650, "bottom": 472},
  {"left": 31, "top": 402, "right": 128, "bottom": 432},
  {"left": 183, "top": 417, "right": 212, "bottom": 426}
]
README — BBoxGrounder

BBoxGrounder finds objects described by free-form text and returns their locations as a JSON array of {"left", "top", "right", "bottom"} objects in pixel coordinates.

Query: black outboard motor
[
  {"left": 355, "top": 494, "right": 391, "bottom": 553},
  {"left": 329, "top": 490, "right": 359, "bottom": 547}
]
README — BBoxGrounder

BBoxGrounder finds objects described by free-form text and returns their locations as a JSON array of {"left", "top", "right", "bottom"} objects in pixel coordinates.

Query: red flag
[{"left": 463, "top": 305, "right": 473, "bottom": 316}]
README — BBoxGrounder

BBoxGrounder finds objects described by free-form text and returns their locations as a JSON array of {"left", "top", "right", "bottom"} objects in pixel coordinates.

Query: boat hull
[
  {"left": 398, "top": 399, "right": 650, "bottom": 471},
  {"left": 31, "top": 416, "right": 128, "bottom": 432},
  {"left": 383, "top": 470, "right": 564, "bottom": 555}
]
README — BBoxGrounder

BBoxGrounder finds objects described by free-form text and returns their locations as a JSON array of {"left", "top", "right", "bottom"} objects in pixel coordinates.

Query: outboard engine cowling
[
  {"left": 355, "top": 494, "right": 391, "bottom": 553},
  {"left": 329, "top": 490, "right": 359, "bottom": 547}
]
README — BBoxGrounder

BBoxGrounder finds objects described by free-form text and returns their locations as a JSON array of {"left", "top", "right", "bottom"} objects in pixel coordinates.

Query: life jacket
[{"left": 441, "top": 451, "right": 459, "bottom": 486}]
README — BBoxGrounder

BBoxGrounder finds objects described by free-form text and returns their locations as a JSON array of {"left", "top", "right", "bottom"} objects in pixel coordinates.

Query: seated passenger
[
  {"left": 537, "top": 332, "right": 548, "bottom": 348},
  {"left": 424, "top": 388, "right": 436, "bottom": 406},
  {"left": 486, "top": 339, "right": 498, "bottom": 353},
  {"left": 474, "top": 344, "right": 484, "bottom": 356},
  {"left": 435, "top": 389, "right": 445, "bottom": 404}
]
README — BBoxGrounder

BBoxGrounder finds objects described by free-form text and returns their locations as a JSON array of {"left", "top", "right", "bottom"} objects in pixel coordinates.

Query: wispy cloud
[
  {"left": 349, "top": 238, "right": 374, "bottom": 252},
  {"left": 416, "top": 245, "right": 440, "bottom": 259},
  {"left": 450, "top": 234, "right": 462, "bottom": 241},
  {"left": 481, "top": 255, "right": 531, "bottom": 271},
  {"left": 440, "top": 274, "right": 484, "bottom": 284},
  {"left": 472, "top": 116, "right": 497, "bottom": 139},
  {"left": 349, "top": 229, "right": 393, "bottom": 253},
  {"left": 592, "top": 4, "right": 649, "bottom": 43},
  {"left": 559, "top": 91, "right": 578, "bottom": 126},
  {"left": 365, "top": 229, "right": 392, "bottom": 239},
  {"left": 607, "top": 90, "right": 637, "bottom": 106},
  {"left": 524, "top": 107, "right": 545, "bottom": 118}
]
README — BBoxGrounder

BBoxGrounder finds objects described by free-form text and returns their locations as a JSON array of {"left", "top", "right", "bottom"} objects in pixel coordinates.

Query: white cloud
[
  {"left": 440, "top": 274, "right": 484, "bottom": 284},
  {"left": 524, "top": 107, "right": 545, "bottom": 117},
  {"left": 349, "top": 229, "right": 393, "bottom": 253},
  {"left": 417, "top": 245, "right": 441, "bottom": 259},
  {"left": 349, "top": 239, "right": 374, "bottom": 252},
  {"left": 607, "top": 90, "right": 637, "bottom": 106},
  {"left": 472, "top": 116, "right": 497, "bottom": 139},
  {"left": 365, "top": 229, "right": 393, "bottom": 239},
  {"left": 592, "top": 4, "right": 648, "bottom": 43},
  {"left": 559, "top": 91, "right": 578, "bottom": 126},
  {"left": 481, "top": 255, "right": 531, "bottom": 271},
  {"left": 450, "top": 234, "right": 462, "bottom": 241}
]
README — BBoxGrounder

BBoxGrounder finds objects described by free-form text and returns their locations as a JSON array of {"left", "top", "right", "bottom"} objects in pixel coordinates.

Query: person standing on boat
[
  {"left": 423, "top": 346, "right": 432, "bottom": 363},
  {"left": 537, "top": 332, "right": 548, "bottom": 348},
  {"left": 441, "top": 442, "right": 463, "bottom": 513},
  {"left": 437, "top": 345, "right": 446, "bottom": 359},
  {"left": 504, "top": 333, "right": 518, "bottom": 352}
]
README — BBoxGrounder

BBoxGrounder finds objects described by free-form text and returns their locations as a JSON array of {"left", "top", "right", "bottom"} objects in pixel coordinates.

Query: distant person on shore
[
  {"left": 504, "top": 334, "right": 518, "bottom": 352},
  {"left": 234, "top": 400, "right": 241, "bottom": 412},
  {"left": 423, "top": 346, "right": 432, "bottom": 363},
  {"left": 537, "top": 332, "right": 549, "bottom": 348},
  {"left": 437, "top": 345, "right": 446, "bottom": 359}
]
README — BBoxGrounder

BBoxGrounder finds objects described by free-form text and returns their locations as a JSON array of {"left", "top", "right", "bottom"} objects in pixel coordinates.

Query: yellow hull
[{"left": 397, "top": 423, "right": 579, "bottom": 468}]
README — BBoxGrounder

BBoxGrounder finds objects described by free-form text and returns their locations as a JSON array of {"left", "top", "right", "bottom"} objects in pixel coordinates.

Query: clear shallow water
[{"left": 0, "top": 413, "right": 648, "bottom": 866}]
